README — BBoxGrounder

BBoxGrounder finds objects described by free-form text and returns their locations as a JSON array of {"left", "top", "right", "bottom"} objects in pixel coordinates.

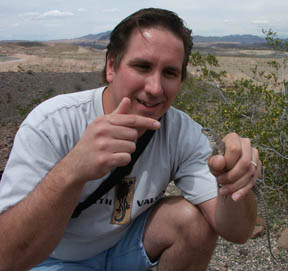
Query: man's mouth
[{"left": 137, "top": 99, "right": 160, "bottom": 108}]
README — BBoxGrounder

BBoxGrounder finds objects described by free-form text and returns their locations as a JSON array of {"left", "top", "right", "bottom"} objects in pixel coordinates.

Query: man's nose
[{"left": 145, "top": 72, "right": 163, "bottom": 96}]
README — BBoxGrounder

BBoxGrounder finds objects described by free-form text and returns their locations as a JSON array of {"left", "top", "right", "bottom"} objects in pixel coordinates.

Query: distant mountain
[
  {"left": 77, "top": 31, "right": 112, "bottom": 41},
  {"left": 193, "top": 34, "right": 265, "bottom": 44},
  {"left": 72, "top": 32, "right": 270, "bottom": 51},
  {"left": 76, "top": 32, "right": 266, "bottom": 44}
]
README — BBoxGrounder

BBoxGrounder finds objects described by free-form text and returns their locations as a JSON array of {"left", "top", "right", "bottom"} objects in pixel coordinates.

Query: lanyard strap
[{"left": 72, "top": 129, "right": 156, "bottom": 218}]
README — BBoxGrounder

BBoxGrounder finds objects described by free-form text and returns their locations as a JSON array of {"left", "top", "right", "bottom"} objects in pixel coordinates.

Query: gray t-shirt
[{"left": 0, "top": 87, "right": 217, "bottom": 260}]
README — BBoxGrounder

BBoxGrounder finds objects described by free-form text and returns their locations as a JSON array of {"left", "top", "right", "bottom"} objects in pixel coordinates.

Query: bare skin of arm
[
  {"left": 199, "top": 133, "right": 259, "bottom": 243},
  {"left": 0, "top": 98, "right": 160, "bottom": 271}
]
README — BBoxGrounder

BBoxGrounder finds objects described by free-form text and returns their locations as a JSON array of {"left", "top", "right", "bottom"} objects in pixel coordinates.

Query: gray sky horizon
[{"left": 1, "top": 0, "right": 287, "bottom": 41}]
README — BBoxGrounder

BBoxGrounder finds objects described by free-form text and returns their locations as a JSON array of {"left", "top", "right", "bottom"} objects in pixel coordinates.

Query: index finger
[
  {"left": 222, "top": 132, "right": 243, "bottom": 170},
  {"left": 107, "top": 114, "right": 161, "bottom": 131},
  {"left": 218, "top": 136, "right": 254, "bottom": 184}
]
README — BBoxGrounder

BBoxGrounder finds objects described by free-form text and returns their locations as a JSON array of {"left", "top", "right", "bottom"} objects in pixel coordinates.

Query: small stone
[
  {"left": 239, "top": 247, "right": 249, "bottom": 256},
  {"left": 256, "top": 215, "right": 265, "bottom": 227},
  {"left": 251, "top": 225, "right": 265, "bottom": 239},
  {"left": 218, "top": 264, "right": 228, "bottom": 271},
  {"left": 277, "top": 228, "right": 288, "bottom": 249}
]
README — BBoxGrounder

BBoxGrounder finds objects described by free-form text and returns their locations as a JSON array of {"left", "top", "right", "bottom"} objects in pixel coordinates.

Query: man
[{"left": 0, "top": 8, "right": 259, "bottom": 271}]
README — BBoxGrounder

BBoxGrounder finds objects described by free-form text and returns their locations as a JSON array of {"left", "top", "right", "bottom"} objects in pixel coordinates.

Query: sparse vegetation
[
  {"left": 16, "top": 88, "right": 55, "bottom": 117},
  {"left": 74, "top": 83, "right": 82, "bottom": 91},
  {"left": 174, "top": 39, "right": 288, "bottom": 205}
]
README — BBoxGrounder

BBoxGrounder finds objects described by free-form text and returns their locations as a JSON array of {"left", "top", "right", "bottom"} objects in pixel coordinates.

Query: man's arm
[
  {"left": 199, "top": 191, "right": 257, "bottom": 243},
  {"left": 0, "top": 98, "right": 160, "bottom": 270},
  {"left": 0, "top": 160, "right": 86, "bottom": 270},
  {"left": 198, "top": 133, "right": 259, "bottom": 243}
]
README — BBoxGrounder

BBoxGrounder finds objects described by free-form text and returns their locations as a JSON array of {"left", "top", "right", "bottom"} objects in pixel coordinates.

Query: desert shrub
[
  {"left": 262, "top": 29, "right": 287, "bottom": 97},
  {"left": 16, "top": 42, "right": 46, "bottom": 47},
  {"left": 74, "top": 84, "right": 82, "bottom": 91},
  {"left": 174, "top": 49, "right": 288, "bottom": 204}
]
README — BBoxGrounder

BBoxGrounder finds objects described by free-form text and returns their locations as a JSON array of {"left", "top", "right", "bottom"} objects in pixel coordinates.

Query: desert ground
[{"left": 0, "top": 42, "right": 287, "bottom": 270}]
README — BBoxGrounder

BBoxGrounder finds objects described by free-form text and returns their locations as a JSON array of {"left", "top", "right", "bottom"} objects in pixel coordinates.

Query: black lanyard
[{"left": 72, "top": 129, "right": 156, "bottom": 218}]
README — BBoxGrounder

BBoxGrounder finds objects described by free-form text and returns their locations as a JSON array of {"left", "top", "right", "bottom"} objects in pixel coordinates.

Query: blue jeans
[{"left": 32, "top": 208, "right": 158, "bottom": 270}]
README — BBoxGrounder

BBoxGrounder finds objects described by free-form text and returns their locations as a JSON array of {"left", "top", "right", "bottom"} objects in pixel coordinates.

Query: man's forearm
[
  {"left": 0, "top": 158, "right": 85, "bottom": 270},
  {"left": 215, "top": 190, "right": 257, "bottom": 243}
]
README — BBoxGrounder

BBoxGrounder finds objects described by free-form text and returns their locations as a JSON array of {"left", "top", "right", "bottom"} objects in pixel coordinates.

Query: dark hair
[{"left": 102, "top": 8, "right": 193, "bottom": 83}]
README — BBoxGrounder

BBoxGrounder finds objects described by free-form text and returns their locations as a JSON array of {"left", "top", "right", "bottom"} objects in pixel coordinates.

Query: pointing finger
[{"left": 108, "top": 114, "right": 161, "bottom": 131}]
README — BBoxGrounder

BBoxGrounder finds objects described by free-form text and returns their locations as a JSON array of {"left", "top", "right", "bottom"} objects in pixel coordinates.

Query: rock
[
  {"left": 277, "top": 228, "right": 288, "bottom": 249},
  {"left": 251, "top": 216, "right": 266, "bottom": 239},
  {"left": 256, "top": 215, "right": 265, "bottom": 227},
  {"left": 239, "top": 248, "right": 249, "bottom": 256},
  {"left": 218, "top": 264, "right": 228, "bottom": 271},
  {"left": 251, "top": 225, "right": 265, "bottom": 238}
]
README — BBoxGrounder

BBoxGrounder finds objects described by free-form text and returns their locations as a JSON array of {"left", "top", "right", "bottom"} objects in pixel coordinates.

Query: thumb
[
  {"left": 113, "top": 97, "right": 131, "bottom": 115},
  {"left": 208, "top": 155, "right": 226, "bottom": 177}
]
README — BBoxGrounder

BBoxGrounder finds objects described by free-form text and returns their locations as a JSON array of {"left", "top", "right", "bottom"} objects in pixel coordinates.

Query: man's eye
[
  {"left": 134, "top": 64, "right": 150, "bottom": 71},
  {"left": 164, "top": 70, "right": 179, "bottom": 78}
]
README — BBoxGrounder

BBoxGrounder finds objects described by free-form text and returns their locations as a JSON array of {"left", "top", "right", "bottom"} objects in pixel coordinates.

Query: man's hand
[
  {"left": 63, "top": 97, "right": 160, "bottom": 184},
  {"left": 207, "top": 133, "right": 262, "bottom": 201}
]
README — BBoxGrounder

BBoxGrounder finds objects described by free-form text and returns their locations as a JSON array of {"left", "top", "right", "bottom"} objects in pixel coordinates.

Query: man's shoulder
[
  {"left": 23, "top": 87, "right": 104, "bottom": 128},
  {"left": 36, "top": 88, "right": 101, "bottom": 116}
]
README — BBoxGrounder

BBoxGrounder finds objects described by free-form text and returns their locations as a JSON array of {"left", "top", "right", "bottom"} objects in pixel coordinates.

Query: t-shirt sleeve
[
  {"left": 172, "top": 121, "right": 218, "bottom": 205},
  {"left": 0, "top": 124, "right": 62, "bottom": 213}
]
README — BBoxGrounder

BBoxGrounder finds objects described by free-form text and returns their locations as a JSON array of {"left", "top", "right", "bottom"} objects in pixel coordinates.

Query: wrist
[{"left": 46, "top": 156, "right": 86, "bottom": 193}]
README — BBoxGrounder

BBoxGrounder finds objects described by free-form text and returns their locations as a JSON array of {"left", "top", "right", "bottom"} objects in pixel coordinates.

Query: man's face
[{"left": 103, "top": 27, "right": 184, "bottom": 120}]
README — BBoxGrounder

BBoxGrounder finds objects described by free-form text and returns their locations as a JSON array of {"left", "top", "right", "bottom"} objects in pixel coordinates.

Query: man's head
[{"left": 102, "top": 8, "right": 193, "bottom": 83}]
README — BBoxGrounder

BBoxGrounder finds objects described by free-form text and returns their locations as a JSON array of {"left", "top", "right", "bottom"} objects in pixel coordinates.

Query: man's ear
[{"left": 106, "top": 55, "right": 115, "bottom": 83}]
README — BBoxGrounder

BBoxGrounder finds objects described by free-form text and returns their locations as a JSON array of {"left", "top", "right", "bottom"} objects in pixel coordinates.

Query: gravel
[{"left": 166, "top": 183, "right": 288, "bottom": 271}]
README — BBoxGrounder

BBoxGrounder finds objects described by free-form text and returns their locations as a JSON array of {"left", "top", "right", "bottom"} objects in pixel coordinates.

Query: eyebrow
[{"left": 128, "top": 58, "right": 150, "bottom": 66}]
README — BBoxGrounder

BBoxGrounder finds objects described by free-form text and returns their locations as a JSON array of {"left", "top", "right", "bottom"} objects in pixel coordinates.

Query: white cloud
[
  {"left": 38, "top": 10, "right": 74, "bottom": 19},
  {"left": 20, "top": 10, "right": 74, "bottom": 21},
  {"left": 77, "top": 8, "right": 87, "bottom": 12}
]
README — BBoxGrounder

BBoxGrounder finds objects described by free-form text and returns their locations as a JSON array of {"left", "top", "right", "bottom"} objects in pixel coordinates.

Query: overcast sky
[{"left": 0, "top": 0, "right": 287, "bottom": 41}]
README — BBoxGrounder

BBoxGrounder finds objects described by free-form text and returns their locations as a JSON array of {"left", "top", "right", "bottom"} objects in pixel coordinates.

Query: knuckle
[
  {"left": 97, "top": 138, "right": 109, "bottom": 150},
  {"left": 126, "top": 116, "right": 137, "bottom": 126},
  {"left": 96, "top": 153, "right": 109, "bottom": 168},
  {"left": 229, "top": 132, "right": 239, "bottom": 138},
  {"left": 228, "top": 144, "right": 242, "bottom": 156},
  {"left": 106, "top": 114, "right": 115, "bottom": 124},
  {"left": 242, "top": 158, "right": 252, "bottom": 170}
]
